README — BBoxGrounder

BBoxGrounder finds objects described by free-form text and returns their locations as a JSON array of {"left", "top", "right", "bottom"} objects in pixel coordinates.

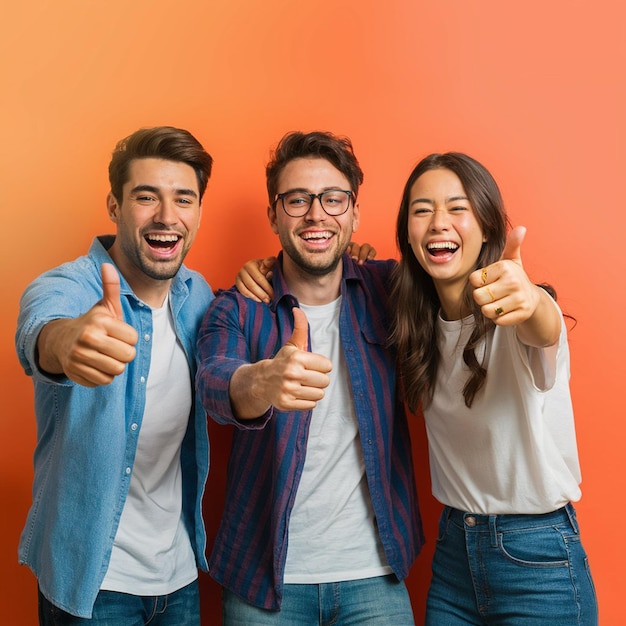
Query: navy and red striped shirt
[{"left": 196, "top": 253, "right": 424, "bottom": 610}]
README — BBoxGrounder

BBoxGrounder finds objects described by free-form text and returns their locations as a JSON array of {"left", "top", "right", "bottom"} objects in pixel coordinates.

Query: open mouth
[
  {"left": 426, "top": 241, "right": 459, "bottom": 257},
  {"left": 301, "top": 230, "right": 333, "bottom": 242},
  {"left": 145, "top": 233, "right": 181, "bottom": 251}
]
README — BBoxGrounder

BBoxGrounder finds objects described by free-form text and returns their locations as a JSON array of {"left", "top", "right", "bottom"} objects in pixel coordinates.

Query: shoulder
[
  {"left": 175, "top": 266, "right": 214, "bottom": 303},
  {"left": 21, "top": 253, "right": 102, "bottom": 306},
  {"left": 208, "top": 286, "right": 262, "bottom": 319},
  {"left": 348, "top": 257, "right": 397, "bottom": 278},
  {"left": 344, "top": 257, "right": 397, "bottom": 298}
]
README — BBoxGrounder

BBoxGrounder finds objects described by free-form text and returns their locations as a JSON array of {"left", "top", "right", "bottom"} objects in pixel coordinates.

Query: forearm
[
  {"left": 516, "top": 287, "right": 561, "bottom": 348},
  {"left": 36, "top": 319, "right": 70, "bottom": 375},
  {"left": 229, "top": 362, "right": 273, "bottom": 420}
]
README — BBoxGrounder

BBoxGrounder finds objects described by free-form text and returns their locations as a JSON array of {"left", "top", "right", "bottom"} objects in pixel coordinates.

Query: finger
[
  {"left": 469, "top": 265, "right": 494, "bottom": 288},
  {"left": 356, "top": 243, "right": 376, "bottom": 264},
  {"left": 100, "top": 263, "right": 123, "bottom": 320},
  {"left": 501, "top": 225, "right": 526, "bottom": 264},
  {"left": 348, "top": 242, "right": 377, "bottom": 264},
  {"left": 235, "top": 259, "right": 275, "bottom": 303},
  {"left": 235, "top": 273, "right": 270, "bottom": 303},
  {"left": 285, "top": 307, "right": 309, "bottom": 351},
  {"left": 259, "top": 256, "right": 277, "bottom": 276}
]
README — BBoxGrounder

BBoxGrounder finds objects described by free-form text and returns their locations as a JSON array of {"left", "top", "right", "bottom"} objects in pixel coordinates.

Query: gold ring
[
  {"left": 495, "top": 306, "right": 504, "bottom": 316},
  {"left": 486, "top": 286, "right": 496, "bottom": 302},
  {"left": 481, "top": 268, "right": 488, "bottom": 284}
]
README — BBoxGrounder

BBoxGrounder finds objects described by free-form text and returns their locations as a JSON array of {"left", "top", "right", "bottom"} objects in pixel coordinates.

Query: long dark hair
[{"left": 389, "top": 152, "right": 510, "bottom": 412}]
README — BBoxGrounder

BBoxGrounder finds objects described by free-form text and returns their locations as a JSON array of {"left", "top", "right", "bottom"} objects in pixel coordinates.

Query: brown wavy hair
[
  {"left": 108, "top": 126, "right": 213, "bottom": 203},
  {"left": 265, "top": 131, "right": 364, "bottom": 204},
  {"left": 389, "top": 152, "right": 510, "bottom": 412}
]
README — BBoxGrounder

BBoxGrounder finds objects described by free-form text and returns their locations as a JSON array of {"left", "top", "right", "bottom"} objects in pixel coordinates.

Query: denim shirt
[
  {"left": 196, "top": 253, "right": 424, "bottom": 610},
  {"left": 15, "top": 236, "right": 213, "bottom": 618}
]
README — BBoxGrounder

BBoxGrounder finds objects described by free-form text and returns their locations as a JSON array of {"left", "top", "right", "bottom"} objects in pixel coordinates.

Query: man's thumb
[
  {"left": 100, "top": 263, "right": 123, "bottom": 320},
  {"left": 285, "top": 307, "right": 309, "bottom": 351},
  {"left": 501, "top": 225, "right": 526, "bottom": 263}
]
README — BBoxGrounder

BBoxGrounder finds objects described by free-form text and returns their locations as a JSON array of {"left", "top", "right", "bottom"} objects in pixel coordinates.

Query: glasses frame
[{"left": 274, "top": 189, "right": 354, "bottom": 217}]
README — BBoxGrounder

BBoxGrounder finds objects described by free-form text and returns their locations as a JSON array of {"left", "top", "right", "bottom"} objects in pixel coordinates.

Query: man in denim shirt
[
  {"left": 196, "top": 131, "right": 424, "bottom": 625},
  {"left": 15, "top": 126, "right": 214, "bottom": 625}
]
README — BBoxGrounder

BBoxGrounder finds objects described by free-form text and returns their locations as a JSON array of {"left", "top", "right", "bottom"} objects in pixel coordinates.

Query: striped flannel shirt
[{"left": 196, "top": 252, "right": 424, "bottom": 610}]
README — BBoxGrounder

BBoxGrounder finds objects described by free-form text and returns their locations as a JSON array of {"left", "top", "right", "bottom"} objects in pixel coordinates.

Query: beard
[
  {"left": 279, "top": 235, "right": 346, "bottom": 277},
  {"left": 119, "top": 236, "right": 188, "bottom": 281}
]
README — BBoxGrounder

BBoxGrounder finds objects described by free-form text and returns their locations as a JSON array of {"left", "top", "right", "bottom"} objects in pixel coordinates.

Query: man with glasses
[{"left": 196, "top": 131, "right": 424, "bottom": 624}]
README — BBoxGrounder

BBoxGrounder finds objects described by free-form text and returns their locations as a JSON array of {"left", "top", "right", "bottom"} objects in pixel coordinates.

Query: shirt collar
[{"left": 269, "top": 250, "right": 362, "bottom": 312}]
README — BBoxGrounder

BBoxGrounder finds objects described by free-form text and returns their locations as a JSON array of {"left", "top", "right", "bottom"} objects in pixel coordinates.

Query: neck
[
  {"left": 435, "top": 281, "right": 470, "bottom": 321},
  {"left": 108, "top": 245, "right": 172, "bottom": 309},
  {"left": 282, "top": 257, "right": 343, "bottom": 305}
]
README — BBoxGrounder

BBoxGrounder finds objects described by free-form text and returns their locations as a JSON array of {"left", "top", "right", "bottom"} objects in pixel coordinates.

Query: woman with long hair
[{"left": 390, "top": 152, "right": 598, "bottom": 625}]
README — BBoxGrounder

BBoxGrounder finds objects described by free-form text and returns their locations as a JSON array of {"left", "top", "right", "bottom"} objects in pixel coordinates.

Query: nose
[
  {"left": 430, "top": 208, "right": 449, "bottom": 231},
  {"left": 154, "top": 198, "right": 178, "bottom": 226},
  {"left": 304, "top": 195, "right": 327, "bottom": 222}
]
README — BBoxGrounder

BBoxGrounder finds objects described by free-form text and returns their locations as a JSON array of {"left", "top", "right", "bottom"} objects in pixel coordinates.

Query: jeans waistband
[{"left": 444, "top": 502, "right": 579, "bottom": 535}]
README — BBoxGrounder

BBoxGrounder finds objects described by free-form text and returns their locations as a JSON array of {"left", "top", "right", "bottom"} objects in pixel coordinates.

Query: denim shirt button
[
  {"left": 140, "top": 376, "right": 146, "bottom": 384},
  {"left": 125, "top": 467, "right": 131, "bottom": 475},
  {"left": 131, "top": 423, "right": 138, "bottom": 431},
  {"left": 465, "top": 515, "right": 477, "bottom": 527},
  {"left": 144, "top": 333, "right": 150, "bottom": 341}
]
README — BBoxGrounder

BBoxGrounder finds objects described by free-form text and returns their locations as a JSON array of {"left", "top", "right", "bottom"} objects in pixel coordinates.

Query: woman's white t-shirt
[{"left": 425, "top": 300, "right": 582, "bottom": 515}]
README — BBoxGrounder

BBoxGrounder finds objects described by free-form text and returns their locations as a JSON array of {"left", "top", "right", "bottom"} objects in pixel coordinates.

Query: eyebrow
[
  {"left": 281, "top": 186, "right": 347, "bottom": 194},
  {"left": 130, "top": 184, "right": 198, "bottom": 198},
  {"left": 410, "top": 195, "right": 468, "bottom": 206}
]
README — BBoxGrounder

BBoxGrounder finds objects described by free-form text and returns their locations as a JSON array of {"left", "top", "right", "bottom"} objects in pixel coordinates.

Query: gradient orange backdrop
[{"left": 1, "top": 1, "right": 624, "bottom": 624}]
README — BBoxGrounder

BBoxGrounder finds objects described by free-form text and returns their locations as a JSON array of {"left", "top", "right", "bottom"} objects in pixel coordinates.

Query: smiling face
[
  {"left": 407, "top": 168, "right": 486, "bottom": 308},
  {"left": 107, "top": 157, "right": 202, "bottom": 305},
  {"left": 268, "top": 157, "right": 360, "bottom": 281}
]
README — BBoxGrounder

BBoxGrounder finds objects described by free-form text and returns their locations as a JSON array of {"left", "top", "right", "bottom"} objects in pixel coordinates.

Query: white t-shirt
[
  {"left": 101, "top": 295, "right": 197, "bottom": 594},
  {"left": 425, "top": 300, "right": 582, "bottom": 515},
  {"left": 283, "top": 298, "right": 391, "bottom": 583}
]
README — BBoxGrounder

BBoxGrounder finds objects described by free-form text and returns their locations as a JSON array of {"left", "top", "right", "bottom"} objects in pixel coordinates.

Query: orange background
[{"left": 1, "top": 1, "right": 624, "bottom": 624}]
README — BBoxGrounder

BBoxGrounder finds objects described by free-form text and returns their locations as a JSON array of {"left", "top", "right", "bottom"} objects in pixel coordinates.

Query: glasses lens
[
  {"left": 281, "top": 192, "right": 312, "bottom": 217},
  {"left": 320, "top": 190, "right": 350, "bottom": 215},
  {"left": 280, "top": 190, "right": 352, "bottom": 217}
]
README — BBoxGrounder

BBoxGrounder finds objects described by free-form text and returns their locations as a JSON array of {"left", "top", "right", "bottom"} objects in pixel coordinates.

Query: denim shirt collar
[{"left": 93, "top": 235, "right": 192, "bottom": 310}]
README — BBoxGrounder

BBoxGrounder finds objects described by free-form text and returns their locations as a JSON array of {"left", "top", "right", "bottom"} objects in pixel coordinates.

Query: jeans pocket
[{"left": 497, "top": 524, "right": 570, "bottom": 568}]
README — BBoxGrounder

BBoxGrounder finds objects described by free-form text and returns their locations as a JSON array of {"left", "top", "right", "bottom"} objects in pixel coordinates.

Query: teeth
[
  {"left": 301, "top": 231, "right": 332, "bottom": 240},
  {"left": 147, "top": 234, "right": 179, "bottom": 242},
  {"left": 427, "top": 241, "right": 458, "bottom": 251}
]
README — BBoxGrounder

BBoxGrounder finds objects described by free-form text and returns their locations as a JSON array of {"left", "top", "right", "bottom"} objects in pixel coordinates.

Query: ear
[
  {"left": 267, "top": 203, "right": 279, "bottom": 235},
  {"left": 107, "top": 192, "right": 120, "bottom": 223},
  {"left": 351, "top": 201, "right": 360, "bottom": 233},
  {"left": 197, "top": 200, "right": 203, "bottom": 228}
]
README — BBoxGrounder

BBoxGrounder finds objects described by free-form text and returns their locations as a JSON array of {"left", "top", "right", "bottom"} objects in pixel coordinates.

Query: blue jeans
[
  {"left": 426, "top": 504, "right": 598, "bottom": 625},
  {"left": 223, "top": 575, "right": 415, "bottom": 625},
  {"left": 38, "top": 580, "right": 200, "bottom": 626}
]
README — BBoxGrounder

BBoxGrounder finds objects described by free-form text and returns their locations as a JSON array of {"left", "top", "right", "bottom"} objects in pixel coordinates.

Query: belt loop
[
  {"left": 564, "top": 503, "right": 579, "bottom": 534},
  {"left": 488, "top": 515, "right": 498, "bottom": 547}
]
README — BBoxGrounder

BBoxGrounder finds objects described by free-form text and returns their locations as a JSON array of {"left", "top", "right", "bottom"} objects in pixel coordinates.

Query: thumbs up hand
[
  {"left": 264, "top": 307, "right": 332, "bottom": 411},
  {"left": 469, "top": 227, "right": 560, "bottom": 346},
  {"left": 470, "top": 226, "right": 540, "bottom": 326},
  {"left": 36, "top": 263, "right": 139, "bottom": 387},
  {"left": 100, "top": 262, "right": 125, "bottom": 320},
  {"left": 229, "top": 307, "right": 333, "bottom": 418}
]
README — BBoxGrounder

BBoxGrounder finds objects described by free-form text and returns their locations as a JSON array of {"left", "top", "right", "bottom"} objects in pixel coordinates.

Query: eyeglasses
[{"left": 274, "top": 189, "right": 354, "bottom": 217}]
